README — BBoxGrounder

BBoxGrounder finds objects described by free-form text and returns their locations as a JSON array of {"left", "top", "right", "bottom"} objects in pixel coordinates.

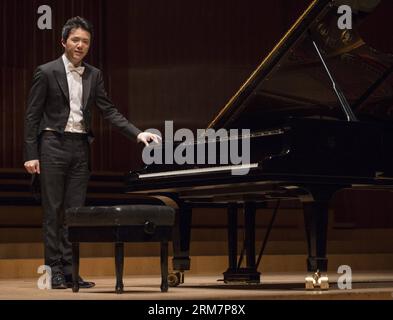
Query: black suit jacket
[{"left": 24, "top": 57, "right": 141, "bottom": 161}]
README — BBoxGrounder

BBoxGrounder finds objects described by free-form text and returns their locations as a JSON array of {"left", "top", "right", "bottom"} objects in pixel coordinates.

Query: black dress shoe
[
  {"left": 51, "top": 272, "right": 67, "bottom": 289},
  {"left": 64, "top": 274, "right": 95, "bottom": 289}
]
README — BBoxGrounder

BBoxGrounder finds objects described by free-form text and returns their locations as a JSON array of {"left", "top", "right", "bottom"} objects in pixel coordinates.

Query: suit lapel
[
  {"left": 53, "top": 56, "right": 92, "bottom": 109},
  {"left": 82, "top": 65, "right": 91, "bottom": 110},
  {"left": 53, "top": 57, "right": 70, "bottom": 103}
]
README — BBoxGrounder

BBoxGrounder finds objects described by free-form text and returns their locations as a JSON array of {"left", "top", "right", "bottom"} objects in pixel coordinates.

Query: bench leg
[
  {"left": 160, "top": 240, "right": 169, "bottom": 292},
  {"left": 72, "top": 243, "right": 80, "bottom": 293},
  {"left": 115, "top": 242, "right": 124, "bottom": 294}
]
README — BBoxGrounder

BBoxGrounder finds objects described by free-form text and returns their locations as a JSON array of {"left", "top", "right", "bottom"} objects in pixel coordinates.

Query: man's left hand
[{"left": 137, "top": 132, "right": 162, "bottom": 146}]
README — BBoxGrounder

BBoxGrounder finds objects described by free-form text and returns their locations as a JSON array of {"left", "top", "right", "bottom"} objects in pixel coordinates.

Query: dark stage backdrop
[
  {"left": 1, "top": 0, "right": 393, "bottom": 171},
  {"left": 0, "top": 0, "right": 105, "bottom": 169}
]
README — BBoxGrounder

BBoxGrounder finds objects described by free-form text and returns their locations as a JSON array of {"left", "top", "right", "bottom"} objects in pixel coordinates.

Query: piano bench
[{"left": 65, "top": 204, "right": 175, "bottom": 294}]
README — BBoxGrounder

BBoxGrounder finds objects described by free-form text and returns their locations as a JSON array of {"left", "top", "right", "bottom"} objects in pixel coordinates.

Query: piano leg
[
  {"left": 303, "top": 200, "right": 328, "bottom": 273},
  {"left": 223, "top": 202, "right": 260, "bottom": 283},
  {"left": 223, "top": 203, "right": 238, "bottom": 280},
  {"left": 302, "top": 187, "right": 337, "bottom": 290},
  {"left": 226, "top": 203, "right": 238, "bottom": 271},
  {"left": 244, "top": 202, "right": 257, "bottom": 271},
  {"left": 170, "top": 202, "right": 192, "bottom": 286}
]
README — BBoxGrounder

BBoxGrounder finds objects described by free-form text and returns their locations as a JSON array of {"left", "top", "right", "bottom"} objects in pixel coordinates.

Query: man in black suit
[{"left": 24, "top": 17, "right": 160, "bottom": 289}]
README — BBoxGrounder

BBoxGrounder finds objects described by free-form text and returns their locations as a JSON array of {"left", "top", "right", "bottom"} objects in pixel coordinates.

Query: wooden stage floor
[{"left": 1, "top": 272, "right": 393, "bottom": 300}]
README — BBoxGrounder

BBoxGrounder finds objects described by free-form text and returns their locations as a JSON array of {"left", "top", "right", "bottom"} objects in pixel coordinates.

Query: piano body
[{"left": 126, "top": 0, "right": 393, "bottom": 288}]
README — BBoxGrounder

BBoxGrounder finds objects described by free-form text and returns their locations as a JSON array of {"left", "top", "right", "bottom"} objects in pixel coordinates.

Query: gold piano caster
[
  {"left": 168, "top": 271, "right": 184, "bottom": 287},
  {"left": 305, "top": 270, "right": 329, "bottom": 290}
]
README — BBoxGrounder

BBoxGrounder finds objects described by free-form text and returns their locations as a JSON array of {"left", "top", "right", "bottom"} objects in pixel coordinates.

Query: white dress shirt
[{"left": 62, "top": 54, "right": 86, "bottom": 133}]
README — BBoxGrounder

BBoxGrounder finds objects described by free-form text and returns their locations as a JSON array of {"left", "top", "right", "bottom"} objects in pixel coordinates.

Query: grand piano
[{"left": 126, "top": 0, "right": 393, "bottom": 289}]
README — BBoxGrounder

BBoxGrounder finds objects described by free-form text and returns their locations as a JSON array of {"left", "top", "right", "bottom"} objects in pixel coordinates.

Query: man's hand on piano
[{"left": 137, "top": 132, "right": 162, "bottom": 146}]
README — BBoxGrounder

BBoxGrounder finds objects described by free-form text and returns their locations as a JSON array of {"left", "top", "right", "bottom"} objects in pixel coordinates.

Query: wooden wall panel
[
  {"left": 0, "top": 0, "right": 314, "bottom": 172},
  {"left": 0, "top": 0, "right": 104, "bottom": 168},
  {"left": 1, "top": 0, "right": 393, "bottom": 173}
]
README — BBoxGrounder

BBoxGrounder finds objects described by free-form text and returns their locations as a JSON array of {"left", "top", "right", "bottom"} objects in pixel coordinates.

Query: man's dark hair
[{"left": 61, "top": 16, "right": 93, "bottom": 41}]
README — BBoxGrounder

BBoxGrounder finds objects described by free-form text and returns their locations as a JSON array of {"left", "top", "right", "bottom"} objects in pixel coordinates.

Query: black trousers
[{"left": 40, "top": 131, "right": 90, "bottom": 275}]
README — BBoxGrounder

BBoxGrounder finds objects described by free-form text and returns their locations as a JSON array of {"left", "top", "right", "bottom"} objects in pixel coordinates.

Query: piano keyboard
[{"left": 138, "top": 163, "right": 259, "bottom": 179}]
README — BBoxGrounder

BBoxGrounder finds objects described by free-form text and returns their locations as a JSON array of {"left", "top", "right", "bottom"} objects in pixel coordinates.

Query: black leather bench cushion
[{"left": 65, "top": 205, "right": 175, "bottom": 227}]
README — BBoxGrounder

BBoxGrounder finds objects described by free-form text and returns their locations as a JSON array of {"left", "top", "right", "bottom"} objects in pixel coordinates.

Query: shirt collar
[{"left": 62, "top": 54, "right": 84, "bottom": 74}]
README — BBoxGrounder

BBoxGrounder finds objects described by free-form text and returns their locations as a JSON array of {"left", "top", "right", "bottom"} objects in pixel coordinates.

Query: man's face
[{"left": 62, "top": 27, "right": 91, "bottom": 66}]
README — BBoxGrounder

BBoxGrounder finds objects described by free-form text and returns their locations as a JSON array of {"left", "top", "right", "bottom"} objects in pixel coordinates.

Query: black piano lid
[{"left": 207, "top": 0, "right": 393, "bottom": 132}]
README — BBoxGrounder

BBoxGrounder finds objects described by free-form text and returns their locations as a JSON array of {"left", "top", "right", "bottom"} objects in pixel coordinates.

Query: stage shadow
[
  {"left": 77, "top": 289, "right": 164, "bottom": 294},
  {"left": 177, "top": 280, "right": 393, "bottom": 291},
  {"left": 179, "top": 282, "right": 307, "bottom": 291}
]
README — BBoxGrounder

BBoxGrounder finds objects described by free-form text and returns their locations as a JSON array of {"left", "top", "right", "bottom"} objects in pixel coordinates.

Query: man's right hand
[{"left": 24, "top": 160, "right": 40, "bottom": 174}]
